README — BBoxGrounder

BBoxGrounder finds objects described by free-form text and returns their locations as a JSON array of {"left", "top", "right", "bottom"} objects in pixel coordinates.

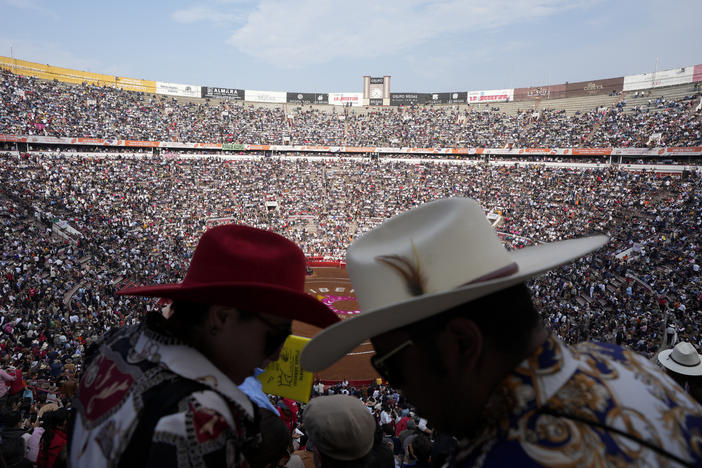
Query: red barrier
[
  {"left": 319, "top": 379, "right": 376, "bottom": 388},
  {"left": 307, "top": 260, "right": 346, "bottom": 268}
]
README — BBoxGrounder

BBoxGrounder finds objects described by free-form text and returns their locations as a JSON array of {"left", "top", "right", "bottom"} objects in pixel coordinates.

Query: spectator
[
  {"left": 301, "top": 197, "right": 702, "bottom": 467},
  {"left": 302, "top": 395, "right": 376, "bottom": 467},
  {"left": 68, "top": 225, "right": 338, "bottom": 467}
]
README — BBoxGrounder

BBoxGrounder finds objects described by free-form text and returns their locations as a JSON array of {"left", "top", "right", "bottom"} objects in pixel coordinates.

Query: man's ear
[
  {"left": 445, "top": 317, "right": 483, "bottom": 371},
  {"left": 208, "top": 305, "right": 230, "bottom": 329}
]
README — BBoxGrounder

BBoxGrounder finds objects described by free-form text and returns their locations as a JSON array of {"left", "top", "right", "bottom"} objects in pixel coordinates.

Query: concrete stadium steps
[{"left": 620, "top": 83, "right": 700, "bottom": 114}]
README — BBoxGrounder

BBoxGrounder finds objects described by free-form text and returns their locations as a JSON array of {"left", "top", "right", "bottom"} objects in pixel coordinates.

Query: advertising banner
[
  {"left": 286, "top": 92, "right": 329, "bottom": 105},
  {"left": 369, "top": 98, "right": 383, "bottom": 106},
  {"left": 566, "top": 148, "right": 612, "bottom": 156},
  {"left": 244, "top": 90, "right": 287, "bottom": 103},
  {"left": 694, "top": 64, "right": 702, "bottom": 83},
  {"left": 514, "top": 84, "right": 566, "bottom": 101},
  {"left": 328, "top": 92, "right": 363, "bottom": 106},
  {"left": 222, "top": 143, "right": 247, "bottom": 151},
  {"left": 156, "top": 82, "right": 202, "bottom": 98},
  {"left": 566, "top": 77, "right": 623, "bottom": 98},
  {"left": 115, "top": 77, "right": 157, "bottom": 94},
  {"left": 369, "top": 77, "right": 385, "bottom": 84},
  {"left": 428, "top": 92, "right": 467, "bottom": 104},
  {"left": 623, "top": 66, "right": 693, "bottom": 91},
  {"left": 202, "top": 87, "right": 245, "bottom": 100},
  {"left": 468, "top": 89, "right": 514, "bottom": 104},
  {"left": 390, "top": 93, "right": 431, "bottom": 106}
]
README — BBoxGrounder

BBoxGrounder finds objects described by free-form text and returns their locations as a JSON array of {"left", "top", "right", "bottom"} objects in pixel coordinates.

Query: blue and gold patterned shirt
[{"left": 454, "top": 335, "right": 702, "bottom": 467}]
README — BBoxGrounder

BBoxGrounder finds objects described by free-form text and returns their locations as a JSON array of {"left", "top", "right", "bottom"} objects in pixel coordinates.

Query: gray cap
[{"left": 303, "top": 395, "right": 376, "bottom": 461}]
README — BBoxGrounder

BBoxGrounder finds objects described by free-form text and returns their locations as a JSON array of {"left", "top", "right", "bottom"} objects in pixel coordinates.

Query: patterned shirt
[
  {"left": 453, "top": 335, "right": 702, "bottom": 467},
  {"left": 70, "top": 321, "right": 258, "bottom": 467}
]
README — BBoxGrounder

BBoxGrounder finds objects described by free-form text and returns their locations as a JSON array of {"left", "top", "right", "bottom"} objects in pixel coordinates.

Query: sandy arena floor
[{"left": 292, "top": 266, "right": 377, "bottom": 381}]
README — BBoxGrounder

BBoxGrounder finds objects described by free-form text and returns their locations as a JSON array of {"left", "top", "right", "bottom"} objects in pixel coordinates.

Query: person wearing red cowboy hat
[{"left": 69, "top": 225, "right": 339, "bottom": 468}]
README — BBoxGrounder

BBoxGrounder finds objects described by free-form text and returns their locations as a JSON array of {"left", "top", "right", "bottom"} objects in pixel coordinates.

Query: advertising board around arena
[
  {"left": 156, "top": 82, "right": 202, "bottom": 98},
  {"left": 369, "top": 98, "right": 383, "bottom": 106},
  {"left": 566, "top": 77, "right": 623, "bottom": 98},
  {"left": 429, "top": 92, "right": 467, "bottom": 104},
  {"left": 244, "top": 90, "right": 287, "bottom": 104},
  {"left": 328, "top": 92, "right": 363, "bottom": 107},
  {"left": 566, "top": 148, "right": 612, "bottom": 156},
  {"left": 222, "top": 143, "right": 247, "bottom": 151},
  {"left": 694, "top": 64, "right": 702, "bottom": 83},
  {"left": 390, "top": 93, "right": 431, "bottom": 106},
  {"left": 286, "top": 92, "right": 329, "bottom": 105},
  {"left": 202, "top": 87, "right": 244, "bottom": 100},
  {"left": 623, "top": 66, "right": 693, "bottom": 91},
  {"left": 0, "top": 134, "right": 27, "bottom": 143},
  {"left": 468, "top": 89, "right": 514, "bottom": 104},
  {"left": 514, "top": 84, "right": 566, "bottom": 101},
  {"left": 115, "top": 77, "right": 157, "bottom": 94}
]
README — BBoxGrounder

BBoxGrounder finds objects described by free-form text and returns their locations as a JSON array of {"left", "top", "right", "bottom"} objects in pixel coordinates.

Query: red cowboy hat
[{"left": 117, "top": 224, "right": 339, "bottom": 328}]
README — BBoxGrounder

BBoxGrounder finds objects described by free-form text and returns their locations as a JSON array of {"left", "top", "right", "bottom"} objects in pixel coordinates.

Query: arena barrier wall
[{"left": 2, "top": 134, "right": 702, "bottom": 156}]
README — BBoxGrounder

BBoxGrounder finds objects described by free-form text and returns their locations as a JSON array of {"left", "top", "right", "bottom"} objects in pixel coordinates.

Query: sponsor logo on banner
[
  {"left": 468, "top": 89, "right": 514, "bottom": 103},
  {"left": 286, "top": 92, "right": 328, "bottom": 104},
  {"left": 156, "top": 82, "right": 202, "bottom": 98},
  {"left": 369, "top": 77, "right": 385, "bottom": 84},
  {"left": 328, "top": 92, "right": 363, "bottom": 106},
  {"left": 665, "top": 146, "right": 702, "bottom": 154},
  {"left": 202, "top": 87, "right": 244, "bottom": 99},
  {"left": 514, "top": 84, "right": 566, "bottom": 101},
  {"left": 390, "top": 93, "right": 431, "bottom": 106},
  {"left": 623, "top": 66, "right": 693, "bottom": 91},
  {"left": 369, "top": 98, "right": 383, "bottom": 106},
  {"left": 244, "top": 90, "right": 287, "bottom": 103},
  {"left": 566, "top": 77, "right": 622, "bottom": 98},
  {"left": 429, "top": 92, "right": 467, "bottom": 104},
  {"left": 223, "top": 143, "right": 247, "bottom": 151}
]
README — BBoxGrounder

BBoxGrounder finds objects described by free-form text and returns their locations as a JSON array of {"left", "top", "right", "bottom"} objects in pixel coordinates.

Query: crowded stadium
[{"left": 1, "top": 37, "right": 701, "bottom": 468}]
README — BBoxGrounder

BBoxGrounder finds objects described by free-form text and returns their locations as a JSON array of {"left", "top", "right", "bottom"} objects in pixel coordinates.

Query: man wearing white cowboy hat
[
  {"left": 301, "top": 197, "right": 702, "bottom": 468},
  {"left": 658, "top": 341, "right": 702, "bottom": 404},
  {"left": 70, "top": 224, "right": 339, "bottom": 468}
]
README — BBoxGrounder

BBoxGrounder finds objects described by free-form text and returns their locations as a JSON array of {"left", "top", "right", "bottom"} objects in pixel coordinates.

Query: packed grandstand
[{"left": 0, "top": 57, "right": 700, "bottom": 407}]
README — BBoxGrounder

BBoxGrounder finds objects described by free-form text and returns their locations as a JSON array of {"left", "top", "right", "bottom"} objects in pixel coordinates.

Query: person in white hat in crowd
[
  {"left": 302, "top": 395, "right": 377, "bottom": 468},
  {"left": 658, "top": 341, "right": 702, "bottom": 404},
  {"left": 301, "top": 197, "right": 702, "bottom": 468},
  {"left": 69, "top": 225, "right": 339, "bottom": 468}
]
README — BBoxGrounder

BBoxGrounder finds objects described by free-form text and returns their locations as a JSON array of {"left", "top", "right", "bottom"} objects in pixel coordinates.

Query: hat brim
[
  {"left": 301, "top": 234, "right": 608, "bottom": 371},
  {"left": 657, "top": 349, "right": 702, "bottom": 376},
  {"left": 117, "top": 282, "right": 339, "bottom": 329}
]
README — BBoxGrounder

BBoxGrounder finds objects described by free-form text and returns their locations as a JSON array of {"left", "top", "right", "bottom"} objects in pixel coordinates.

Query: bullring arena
[{"left": 296, "top": 265, "right": 376, "bottom": 382}]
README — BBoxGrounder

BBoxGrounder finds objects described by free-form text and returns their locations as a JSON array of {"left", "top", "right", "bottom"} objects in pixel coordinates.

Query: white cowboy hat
[
  {"left": 658, "top": 342, "right": 702, "bottom": 376},
  {"left": 301, "top": 197, "right": 608, "bottom": 372}
]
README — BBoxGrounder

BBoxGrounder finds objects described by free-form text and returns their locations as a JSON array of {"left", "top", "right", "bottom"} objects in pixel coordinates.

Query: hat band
[
  {"left": 465, "top": 262, "right": 519, "bottom": 286},
  {"left": 669, "top": 354, "right": 701, "bottom": 367}
]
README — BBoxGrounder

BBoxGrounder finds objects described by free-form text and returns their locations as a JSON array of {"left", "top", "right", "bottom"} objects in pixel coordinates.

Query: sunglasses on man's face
[
  {"left": 370, "top": 339, "right": 415, "bottom": 387},
  {"left": 255, "top": 314, "right": 292, "bottom": 358}
]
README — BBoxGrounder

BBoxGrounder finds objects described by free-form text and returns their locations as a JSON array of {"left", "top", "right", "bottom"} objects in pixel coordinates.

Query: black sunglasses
[{"left": 255, "top": 313, "right": 292, "bottom": 357}]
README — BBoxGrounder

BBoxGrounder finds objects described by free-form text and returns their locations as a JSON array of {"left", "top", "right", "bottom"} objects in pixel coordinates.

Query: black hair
[
  {"left": 145, "top": 301, "right": 257, "bottom": 346},
  {"left": 410, "top": 434, "right": 432, "bottom": 463},
  {"left": 405, "top": 283, "right": 539, "bottom": 360},
  {"left": 244, "top": 409, "right": 290, "bottom": 468},
  {"left": 40, "top": 408, "right": 69, "bottom": 457}
]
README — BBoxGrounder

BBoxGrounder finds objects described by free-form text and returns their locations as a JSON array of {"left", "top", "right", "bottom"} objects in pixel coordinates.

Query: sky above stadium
[{"left": 1, "top": 0, "right": 700, "bottom": 93}]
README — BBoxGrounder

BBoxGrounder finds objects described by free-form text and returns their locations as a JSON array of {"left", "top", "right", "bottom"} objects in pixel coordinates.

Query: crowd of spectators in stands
[
  {"left": 2, "top": 69, "right": 700, "bottom": 148},
  {"left": 0, "top": 67, "right": 701, "bottom": 465}
]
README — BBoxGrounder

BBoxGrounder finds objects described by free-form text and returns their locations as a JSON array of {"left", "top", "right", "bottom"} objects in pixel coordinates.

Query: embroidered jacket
[
  {"left": 454, "top": 335, "right": 702, "bottom": 467},
  {"left": 70, "top": 321, "right": 257, "bottom": 467}
]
